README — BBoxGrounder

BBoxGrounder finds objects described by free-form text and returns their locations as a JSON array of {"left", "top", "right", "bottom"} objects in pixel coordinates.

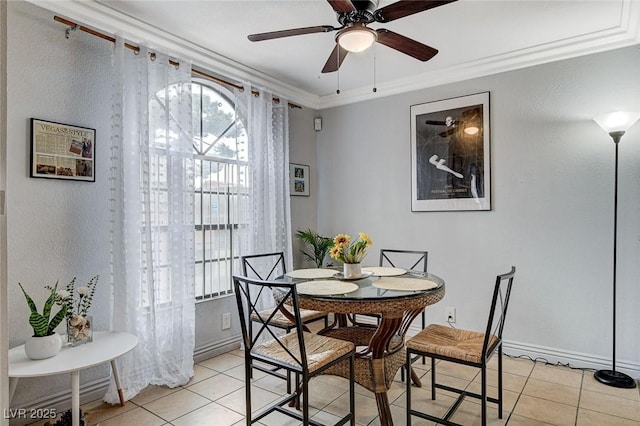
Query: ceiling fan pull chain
[
  {"left": 373, "top": 45, "right": 377, "bottom": 93},
  {"left": 336, "top": 47, "right": 341, "bottom": 94}
]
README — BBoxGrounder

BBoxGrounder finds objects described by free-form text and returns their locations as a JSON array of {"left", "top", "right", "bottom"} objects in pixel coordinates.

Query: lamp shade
[
  {"left": 593, "top": 111, "right": 640, "bottom": 134},
  {"left": 337, "top": 26, "right": 377, "bottom": 52}
]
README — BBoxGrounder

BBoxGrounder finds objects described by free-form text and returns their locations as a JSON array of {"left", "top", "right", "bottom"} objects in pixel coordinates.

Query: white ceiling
[{"left": 33, "top": 0, "right": 640, "bottom": 109}]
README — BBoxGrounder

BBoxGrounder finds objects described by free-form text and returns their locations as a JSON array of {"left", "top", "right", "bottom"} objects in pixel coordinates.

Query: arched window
[{"left": 192, "top": 80, "right": 248, "bottom": 299}]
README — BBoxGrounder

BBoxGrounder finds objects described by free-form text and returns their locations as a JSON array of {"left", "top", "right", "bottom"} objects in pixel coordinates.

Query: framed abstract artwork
[{"left": 410, "top": 92, "right": 490, "bottom": 211}]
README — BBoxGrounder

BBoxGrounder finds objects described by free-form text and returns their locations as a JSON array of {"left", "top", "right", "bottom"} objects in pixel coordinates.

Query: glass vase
[{"left": 67, "top": 315, "right": 93, "bottom": 346}]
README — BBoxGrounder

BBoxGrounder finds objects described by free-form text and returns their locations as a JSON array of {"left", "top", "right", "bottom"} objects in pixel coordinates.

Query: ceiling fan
[{"left": 247, "top": 0, "right": 457, "bottom": 73}]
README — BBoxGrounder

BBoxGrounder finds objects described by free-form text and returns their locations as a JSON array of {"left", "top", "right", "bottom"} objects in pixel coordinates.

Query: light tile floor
[{"left": 35, "top": 348, "right": 639, "bottom": 426}]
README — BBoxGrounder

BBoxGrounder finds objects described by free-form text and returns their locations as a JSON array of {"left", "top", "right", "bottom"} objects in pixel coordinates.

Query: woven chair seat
[
  {"left": 406, "top": 324, "right": 498, "bottom": 364},
  {"left": 253, "top": 331, "right": 355, "bottom": 373},
  {"left": 250, "top": 306, "right": 327, "bottom": 327}
]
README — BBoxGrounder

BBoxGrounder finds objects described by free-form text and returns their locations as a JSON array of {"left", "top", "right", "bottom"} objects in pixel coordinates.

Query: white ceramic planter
[
  {"left": 24, "top": 332, "right": 62, "bottom": 360},
  {"left": 343, "top": 263, "right": 362, "bottom": 279}
]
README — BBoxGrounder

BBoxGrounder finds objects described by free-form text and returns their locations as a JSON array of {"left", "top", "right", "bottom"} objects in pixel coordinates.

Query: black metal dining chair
[
  {"left": 379, "top": 249, "right": 429, "bottom": 325},
  {"left": 370, "top": 249, "right": 430, "bottom": 381},
  {"left": 233, "top": 275, "right": 355, "bottom": 426},
  {"left": 351, "top": 249, "right": 428, "bottom": 326},
  {"left": 405, "top": 266, "right": 516, "bottom": 426},
  {"left": 241, "top": 252, "right": 329, "bottom": 389},
  {"left": 241, "top": 252, "right": 329, "bottom": 333}
]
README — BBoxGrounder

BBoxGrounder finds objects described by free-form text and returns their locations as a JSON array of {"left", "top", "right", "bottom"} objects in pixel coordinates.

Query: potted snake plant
[{"left": 18, "top": 282, "right": 67, "bottom": 359}]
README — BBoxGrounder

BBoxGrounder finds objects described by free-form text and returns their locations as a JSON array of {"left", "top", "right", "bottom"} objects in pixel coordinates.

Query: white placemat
[
  {"left": 285, "top": 268, "right": 338, "bottom": 279},
  {"left": 361, "top": 266, "right": 407, "bottom": 277},
  {"left": 297, "top": 280, "right": 359, "bottom": 296},
  {"left": 371, "top": 277, "right": 438, "bottom": 291}
]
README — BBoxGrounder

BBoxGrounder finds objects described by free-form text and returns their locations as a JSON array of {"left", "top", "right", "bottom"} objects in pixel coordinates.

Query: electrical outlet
[
  {"left": 446, "top": 307, "right": 456, "bottom": 323},
  {"left": 222, "top": 312, "right": 231, "bottom": 330}
]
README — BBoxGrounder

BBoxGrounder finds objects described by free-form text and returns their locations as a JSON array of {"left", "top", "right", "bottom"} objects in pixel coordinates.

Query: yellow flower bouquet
[{"left": 329, "top": 232, "right": 373, "bottom": 264}]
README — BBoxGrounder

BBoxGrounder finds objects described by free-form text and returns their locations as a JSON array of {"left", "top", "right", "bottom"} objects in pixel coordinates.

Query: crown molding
[
  {"left": 27, "top": 0, "right": 322, "bottom": 109},
  {"left": 27, "top": 0, "right": 640, "bottom": 111},
  {"left": 318, "top": 0, "right": 640, "bottom": 109}
]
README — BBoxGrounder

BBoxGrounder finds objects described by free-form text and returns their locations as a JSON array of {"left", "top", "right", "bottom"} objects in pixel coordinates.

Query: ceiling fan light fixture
[{"left": 337, "top": 26, "right": 377, "bottom": 52}]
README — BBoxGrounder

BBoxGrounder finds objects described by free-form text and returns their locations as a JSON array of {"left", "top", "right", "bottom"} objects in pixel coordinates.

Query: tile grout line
[
  {"left": 574, "top": 370, "right": 585, "bottom": 426},
  {"left": 83, "top": 353, "right": 637, "bottom": 426},
  {"left": 504, "top": 357, "right": 536, "bottom": 425}
]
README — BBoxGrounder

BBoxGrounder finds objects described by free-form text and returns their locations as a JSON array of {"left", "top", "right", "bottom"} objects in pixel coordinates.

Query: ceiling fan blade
[
  {"left": 321, "top": 44, "right": 349, "bottom": 73},
  {"left": 376, "top": 29, "right": 438, "bottom": 61},
  {"left": 375, "top": 0, "right": 457, "bottom": 23},
  {"left": 327, "top": 0, "right": 357, "bottom": 13},
  {"left": 248, "top": 25, "right": 337, "bottom": 42}
]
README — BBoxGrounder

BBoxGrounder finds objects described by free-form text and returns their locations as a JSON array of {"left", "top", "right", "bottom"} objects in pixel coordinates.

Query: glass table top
[{"left": 279, "top": 269, "right": 445, "bottom": 301}]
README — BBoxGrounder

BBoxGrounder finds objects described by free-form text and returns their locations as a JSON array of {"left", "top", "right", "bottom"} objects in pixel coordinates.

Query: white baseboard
[
  {"left": 503, "top": 339, "right": 640, "bottom": 378},
  {"left": 9, "top": 331, "right": 638, "bottom": 421},
  {"left": 404, "top": 318, "right": 639, "bottom": 378},
  {"left": 7, "top": 377, "right": 110, "bottom": 426},
  {"left": 193, "top": 335, "right": 242, "bottom": 364},
  {"left": 7, "top": 336, "right": 242, "bottom": 424}
]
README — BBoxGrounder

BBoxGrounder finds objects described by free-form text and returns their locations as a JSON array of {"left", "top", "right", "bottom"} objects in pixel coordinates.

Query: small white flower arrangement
[{"left": 46, "top": 276, "right": 99, "bottom": 342}]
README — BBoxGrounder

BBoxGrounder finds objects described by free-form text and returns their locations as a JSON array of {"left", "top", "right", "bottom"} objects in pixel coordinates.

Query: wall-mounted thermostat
[{"left": 314, "top": 117, "right": 322, "bottom": 131}]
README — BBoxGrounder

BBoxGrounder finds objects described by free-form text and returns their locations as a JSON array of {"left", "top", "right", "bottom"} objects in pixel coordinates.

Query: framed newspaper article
[
  {"left": 30, "top": 118, "right": 95, "bottom": 182},
  {"left": 410, "top": 92, "right": 490, "bottom": 211}
]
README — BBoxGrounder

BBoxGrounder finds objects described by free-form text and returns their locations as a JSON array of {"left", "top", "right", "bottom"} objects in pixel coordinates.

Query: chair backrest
[
  {"left": 482, "top": 266, "right": 516, "bottom": 357},
  {"left": 379, "top": 249, "right": 428, "bottom": 272},
  {"left": 242, "top": 252, "right": 287, "bottom": 280},
  {"left": 233, "top": 275, "right": 307, "bottom": 372}
]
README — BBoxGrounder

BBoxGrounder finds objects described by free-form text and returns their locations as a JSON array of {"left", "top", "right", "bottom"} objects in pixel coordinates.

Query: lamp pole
[
  {"left": 592, "top": 112, "right": 639, "bottom": 389},
  {"left": 610, "top": 131, "right": 619, "bottom": 373}
]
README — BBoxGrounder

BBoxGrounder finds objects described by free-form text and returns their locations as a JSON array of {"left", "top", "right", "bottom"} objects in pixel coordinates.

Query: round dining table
[{"left": 279, "top": 268, "right": 445, "bottom": 426}]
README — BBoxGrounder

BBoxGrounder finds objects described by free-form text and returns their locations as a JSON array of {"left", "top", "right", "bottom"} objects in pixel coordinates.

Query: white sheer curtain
[
  {"left": 106, "top": 37, "right": 195, "bottom": 403},
  {"left": 235, "top": 85, "right": 292, "bottom": 280}
]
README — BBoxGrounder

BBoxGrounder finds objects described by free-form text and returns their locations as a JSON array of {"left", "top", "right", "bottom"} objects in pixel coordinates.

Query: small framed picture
[
  {"left": 289, "top": 163, "right": 310, "bottom": 196},
  {"left": 30, "top": 118, "right": 95, "bottom": 182}
]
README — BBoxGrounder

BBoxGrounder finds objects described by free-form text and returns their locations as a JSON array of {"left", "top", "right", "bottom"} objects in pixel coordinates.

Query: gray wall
[
  {"left": 1, "top": 1, "right": 9, "bottom": 424},
  {"left": 4, "top": 1, "right": 244, "bottom": 409},
  {"left": 6, "top": 2, "right": 114, "bottom": 406},
  {"left": 4, "top": 1, "right": 319, "bottom": 411},
  {"left": 5, "top": 0, "right": 639, "bottom": 413},
  {"left": 289, "top": 107, "right": 321, "bottom": 269},
  {"left": 316, "top": 45, "right": 640, "bottom": 373}
]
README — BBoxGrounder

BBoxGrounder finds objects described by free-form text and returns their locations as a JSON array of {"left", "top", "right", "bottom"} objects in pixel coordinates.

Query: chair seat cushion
[
  {"left": 253, "top": 331, "right": 354, "bottom": 373},
  {"left": 251, "top": 306, "right": 326, "bottom": 327},
  {"left": 406, "top": 324, "right": 498, "bottom": 364}
]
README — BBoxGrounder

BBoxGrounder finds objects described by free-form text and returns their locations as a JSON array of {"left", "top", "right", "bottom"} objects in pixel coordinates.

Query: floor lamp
[{"left": 593, "top": 111, "right": 640, "bottom": 389}]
